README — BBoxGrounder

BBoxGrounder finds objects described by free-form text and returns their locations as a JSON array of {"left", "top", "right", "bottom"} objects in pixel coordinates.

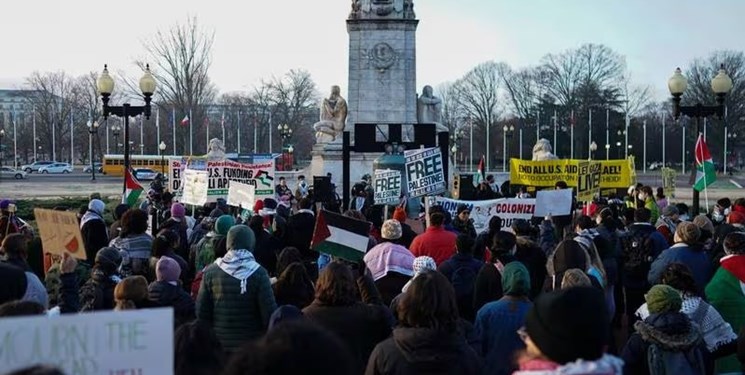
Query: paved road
[{"left": 3, "top": 172, "right": 120, "bottom": 183}]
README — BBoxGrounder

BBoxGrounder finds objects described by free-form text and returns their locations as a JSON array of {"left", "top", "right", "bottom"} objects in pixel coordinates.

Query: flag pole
[
  {"left": 189, "top": 109, "right": 193, "bottom": 156},
  {"left": 699, "top": 133, "right": 709, "bottom": 213}
]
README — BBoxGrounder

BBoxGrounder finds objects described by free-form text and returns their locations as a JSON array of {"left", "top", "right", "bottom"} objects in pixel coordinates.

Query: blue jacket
[
  {"left": 648, "top": 243, "right": 711, "bottom": 291},
  {"left": 474, "top": 299, "right": 532, "bottom": 375}
]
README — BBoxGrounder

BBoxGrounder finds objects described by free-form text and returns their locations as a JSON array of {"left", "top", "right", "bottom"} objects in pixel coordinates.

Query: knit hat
[
  {"left": 661, "top": 205, "right": 678, "bottom": 217},
  {"left": 692, "top": 214, "right": 714, "bottom": 234},
  {"left": 171, "top": 203, "right": 186, "bottom": 219},
  {"left": 456, "top": 204, "right": 470, "bottom": 215},
  {"left": 645, "top": 284, "right": 682, "bottom": 314},
  {"left": 381, "top": 219, "right": 402, "bottom": 240},
  {"left": 525, "top": 287, "right": 608, "bottom": 364},
  {"left": 209, "top": 208, "right": 224, "bottom": 219},
  {"left": 95, "top": 247, "right": 123, "bottom": 268},
  {"left": 393, "top": 207, "right": 407, "bottom": 223},
  {"left": 502, "top": 261, "right": 530, "bottom": 296},
  {"left": 674, "top": 222, "right": 700, "bottom": 244},
  {"left": 215, "top": 215, "right": 235, "bottom": 235},
  {"left": 88, "top": 199, "right": 105, "bottom": 215},
  {"left": 156, "top": 257, "right": 181, "bottom": 282},
  {"left": 728, "top": 211, "right": 745, "bottom": 225},
  {"left": 114, "top": 276, "right": 148, "bottom": 304},
  {"left": 227, "top": 225, "right": 256, "bottom": 251}
]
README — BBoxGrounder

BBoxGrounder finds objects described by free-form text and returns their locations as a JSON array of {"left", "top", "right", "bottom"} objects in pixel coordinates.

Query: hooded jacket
[
  {"left": 365, "top": 327, "right": 482, "bottom": 375},
  {"left": 705, "top": 254, "right": 745, "bottom": 373},
  {"left": 648, "top": 243, "right": 711, "bottom": 291},
  {"left": 515, "top": 235, "right": 548, "bottom": 299},
  {"left": 81, "top": 206, "right": 109, "bottom": 265},
  {"left": 621, "top": 312, "right": 707, "bottom": 375}
]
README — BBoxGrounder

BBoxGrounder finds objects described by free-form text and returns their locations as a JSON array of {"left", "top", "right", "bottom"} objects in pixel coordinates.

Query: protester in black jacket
[
  {"left": 286, "top": 198, "right": 317, "bottom": 265},
  {"left": 473, "top": 231, "right": 517, "bottom": 313},
  {"left": 80, "top": 199, "right": 109, "bottom": 265},
  {"left": 512, "top": 219, "right": 548, "bottom": 299},
  {"left": 473, "top": 216, "right": 502, "bottom": 262},
  {"left": 438, "top": 234, "right": 483, "bottom": 321},
  {"left": 148, "top": 257, "right": 195, "bottom": 326},
  {"left": 79, "top": 247, "right": 122, "bottom": 312},
  {"left": 249, "top": 216, "right": 282, "bottom": 276}
]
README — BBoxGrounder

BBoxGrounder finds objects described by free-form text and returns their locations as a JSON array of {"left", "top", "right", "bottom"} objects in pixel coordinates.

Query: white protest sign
[
  {"left": 534, "top": 189, "right": 573, "bottom": 217},
  {"left": 374, "top": 169, "right": 402, "bottom": 205},
  {"left": 404, "top": 147, "right": 446, "bottom": 197},
  {"left": 227, "top": 180, "right": 256, "bottom": 208},
  {"left": 426, "top": 197, "right": 537, "bottom": 232},
  {"left": 0, "top": 308, "right": 173, "bottom": 374},
  {"left": 181, "top": 169, "right": 209, "bottom": 206},
  {"left": 169, "top": 158, "right": 275, "bottom": 202}
]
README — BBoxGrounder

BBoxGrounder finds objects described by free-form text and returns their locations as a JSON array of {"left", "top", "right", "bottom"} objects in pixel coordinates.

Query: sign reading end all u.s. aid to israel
[{"left": 509, "top": 158, "right": 635, "bottom": 189}]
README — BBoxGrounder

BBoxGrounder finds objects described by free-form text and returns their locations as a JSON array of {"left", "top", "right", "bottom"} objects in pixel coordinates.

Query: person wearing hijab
[{"left": 80, "top": 199, "right": 109, "bottom": 265}]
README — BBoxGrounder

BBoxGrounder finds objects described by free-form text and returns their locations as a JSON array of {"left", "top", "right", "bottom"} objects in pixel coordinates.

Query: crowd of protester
[{"left": 2, "top": 179, "right": 745, "bottom": 375}]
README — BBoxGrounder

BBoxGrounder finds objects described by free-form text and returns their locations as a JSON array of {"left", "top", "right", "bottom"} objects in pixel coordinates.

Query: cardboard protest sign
[
  {"left": 374, "top": 169, "right": 402, "bottom": 205},
  {"left": 34, "top": 208, "right": 86, "bottom": 260},
  {"left": 0, "top": 308, "right": 173, "bottom": 374},
  {"left": 510, "top": 158, "right": 635, "bottom": 188},
  {"left": 404, "top": 148, "right": 446, "bottom": 197},
  {"left": 577, "top": 161, "right": 602, "bottom": 202},
  {"left": 427, "top": 197, "right": 536, "bottom": 232},
  {"left": 227, "top": 180, "right": 256, "bottom": 208},
  {"left": 169, "top": 157, "right": 275, "bottom": 202},
  {"left": 181, "top": 169, "right": 209, "bottom": 206},
  {"left": 534, "top": 189, "right": 573, "bottom": 217}
]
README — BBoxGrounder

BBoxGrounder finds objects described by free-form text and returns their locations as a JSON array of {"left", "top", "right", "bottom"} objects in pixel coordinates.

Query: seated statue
[
  {"left": 314, "top": 86, "right": 348, "bottom": 144},
  {"left": 205, "top": 138, "right": 226, "bottom": 160},
  {"left": 417, "top": 85, "right": 448, "bottom": 133},
  {"left": 532, "top": 138, "right": 559, "bottom": 161}
]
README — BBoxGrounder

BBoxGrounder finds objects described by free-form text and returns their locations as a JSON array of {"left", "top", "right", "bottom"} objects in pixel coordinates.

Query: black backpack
[
  {"left": 621, "top": 229, "right": 655, "bottom": 283},
  {"left": 450, "top": 265, "right": 478, "bottom": 299}
]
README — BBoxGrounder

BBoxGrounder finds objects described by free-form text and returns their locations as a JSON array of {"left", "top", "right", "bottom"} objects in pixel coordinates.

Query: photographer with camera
[{"left": 0, "top": 200, "right": 19, "bottom": 243}]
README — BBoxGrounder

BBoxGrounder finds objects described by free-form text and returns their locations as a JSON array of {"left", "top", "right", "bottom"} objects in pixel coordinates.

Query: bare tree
[
  {"left": 264, "top": 69, "right": 320, "bottom": 156},
  {"left": 437, "top": 82, "right": 462, "bottom": 133},
  {"left": 683, "top": 50, "right": 745, "bottom": 131}
]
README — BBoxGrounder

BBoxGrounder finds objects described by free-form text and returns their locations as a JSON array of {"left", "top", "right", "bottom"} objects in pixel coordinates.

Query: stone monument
[
  {"left": 532, "top": 138, "right": 559, "bottom": 161},
  {"left": 205, "top": 138, "right": 227, "bottom": 160},
  {"left": 313, "top": 85, "right": 348, "bottom": 144}
]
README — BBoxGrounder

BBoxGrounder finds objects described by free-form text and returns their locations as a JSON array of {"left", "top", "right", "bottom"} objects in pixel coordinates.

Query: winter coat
[
  {"left": 452, "top": 217, "right": 477, "bottom": 239},
  {"left": 364, "top": 327, "right": 482, "bottom": 375},
  {"left": 399, "top": 222, "right": 417, "bottom": 250},
  {"left": 621, "top": 312, "right": 707, "bottom": 375},
  {"left": 79, "top": 267, "right": 119, "bottom": 312},
  {"left": 622, "top": 223, "right": 669, "bottom": 290},
  {"left": 645, "top": 197, "right": 660, "bottom": 225},
  {"left": 252, "top": 229, "right": 282, "bottom": 276},
  {"left": 410, "top": 226, "right": 458, "bottom": 266},
  {"left": 513, "top": 354, "right": 624, "bottom": 375},
  {"left": 196, "top": 263, "right": 277, "bottom": 352},
  {"left": 285, "top": 210, "right": 317, "bottom": 262},
  {"left": 195, "top": 233, "right": 224, "bottom": 272},
  {"left": 514, "top": 236, "right": 548, "bottom": 299},
  {"left": 272, "top": 276, "right": 315, "bottom": 309},
  {"left": 473, "top": 230, "right": 496, "bottom": 262},
  {"left": 161, "top": 218, "right": 190, "bottom": 260},
  {"left": 81, "top": 214, "right": 109, "bottom": 265},
  {"left": 438, "top": 253, "right": 483, "bottom": 321},
  {"left": 110, "top": 233, "right": 153, "bottom": 277},
  {"left": 538, "top": 220, "right": 557, "bottom": 256},
  {"left": 148, "top": 281, "right": 195, "bottom": 326},
  {"left": 705, "top": 254, "right": 745, "bottom": 373},
  {"left": 648, "top": 243, "right": 711, "bottom": 291},
  {"left": 304, "top": 299, "right": 393, "bottom": 373},
  {"left": 473, "top": 260, "right": 514, "bottom": 313},
  {"left": 474, "top": 298, "right": 532, "bottom": 375}
]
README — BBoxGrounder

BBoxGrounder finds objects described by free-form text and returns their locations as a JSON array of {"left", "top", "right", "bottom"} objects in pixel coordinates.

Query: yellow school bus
[{"left": 102, "top": 154, "right": 169, "bottom": 176}]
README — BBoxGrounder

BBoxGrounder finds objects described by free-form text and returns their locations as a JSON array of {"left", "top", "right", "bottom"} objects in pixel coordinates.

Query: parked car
[
  {"left": 20, "top": 161, "right": 55, "bottom": 173},
  {"left": 82, "top": 163, "right": 103, "bottom": 173},
  {"left": 38, "top": 163, "right": 73, "bottom": 174},
  {"left": 0, "top": 167, "right": 27, "bottom": 179},
  {"left": 134, "top": 168, "right": 158, "bottom": 181}
]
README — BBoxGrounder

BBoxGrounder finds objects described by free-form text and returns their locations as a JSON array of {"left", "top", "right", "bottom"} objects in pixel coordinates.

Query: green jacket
[
  {"left": 705, "top": 264, "right": 745, "bottom": 373},
  {"left": 195, "top": 234, "right": 225, "bottom": 271},
  {"left": 645, "top": 198, "right": 660, "bottom": 224},
  {"left": 196, "top": 263, "right": 277, "bottom": 352}
]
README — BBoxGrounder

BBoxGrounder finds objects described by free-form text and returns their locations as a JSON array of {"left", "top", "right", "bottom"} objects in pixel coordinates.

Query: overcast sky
[{"left": 2, "top": 0, "right": 743, "bottom": 101}]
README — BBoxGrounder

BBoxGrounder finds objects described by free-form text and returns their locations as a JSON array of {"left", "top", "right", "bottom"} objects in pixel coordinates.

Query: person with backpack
[
  {"left": 621, "top": 284, "right": 708, "bottom": 375},
  {"left": 438, "top": 234, "right": 483, "bottom": 321},
  {"left": 620, "top": 208, "right": 668, "bottom": 325}
]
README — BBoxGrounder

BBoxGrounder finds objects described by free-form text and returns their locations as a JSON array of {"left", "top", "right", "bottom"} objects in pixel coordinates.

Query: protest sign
[
  {"left": 181, "top": 169, "right": 209, "bottom": 206},
  {"left": 534, "top": 189, "right": 573, "bottom": 217},
  {"left": 405, "top": 148, "right": 446, "bottom": 197},
  {"left": 577, "top": 161, "right": 602, "bottom": 202},
  {"left": 427, "top": 197, "right": 536, "bottom": 231},
  {"left": 0, "top": 308, "right": 173, "bottom": 374},
  {"left": 227, "top": 180, "right": 256, "bottom": 208},
  {"left": 661, "top": 167, "right": 677, "bottom": 198},
  {"left": 169, "top": 158, "right": 275, "bottom": 202},
  {"left": 509, "top": 158, "right": 635, "bottom": 189},
  {"left": 374, "top": 169, "right": 402, "bottom": 205},
  {"left": 33, "top": 208, "right": 87, "bottom": 260}
]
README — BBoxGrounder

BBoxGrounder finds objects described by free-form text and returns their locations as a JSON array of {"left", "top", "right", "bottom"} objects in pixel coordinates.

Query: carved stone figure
[
  {"left": 417, "top": 85, "right": 448, "bottom": 133},
  {"left": 206, "top": 138, "right": 227, "bottom": 160},
  {"left": 313, "top": 86, "right": 348, "bottom": 144},
  {"left": 532, "top": 138, "right": 559, "bottom": 161},
  {"left": 349, "top": 0, "right": 412, "bottom": 19},
  {"left": 403, "top": 0, "right": 415, "bottom": 18}
]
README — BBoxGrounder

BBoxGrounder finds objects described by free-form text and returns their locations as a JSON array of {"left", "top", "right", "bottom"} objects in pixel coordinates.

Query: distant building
[{"left": 0, "top": 89, "right": 34, "bottom": 128}]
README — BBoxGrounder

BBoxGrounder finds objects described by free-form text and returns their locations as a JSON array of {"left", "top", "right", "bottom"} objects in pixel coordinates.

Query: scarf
[
  {"left": 215, "top": 249, "right": 260, "bottom": 294},
  {"left": 80, "top": 210, "right": 105, "bottom": 229}
]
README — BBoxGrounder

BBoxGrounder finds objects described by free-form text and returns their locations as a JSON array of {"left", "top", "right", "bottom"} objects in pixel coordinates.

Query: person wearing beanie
[
  {"left": 514, "top": 287, "right": 623, "bottom": 374},
  {"left": 655, "top": 205, "right": 679, "bottom": 246},
  {"left": 79, "top": 247, "right": 123, "bottom": 311},
  {"left": 474, "top": 261, "right": 532, "bottom": 375},
  {"left": 195, "top": 215, "right": 235, "bottom": 272},
  {"left": 438, "top": 234, "right": 483, "bottom": 321},
  {"left": 80, "top": 198, "right": 109, "bottom": 265},
  {"left": 649, "top": 222, "right": 711, "bottom": 292},
  {"left": 409, "top": 211, "right": 457, "bottom": 266},
  {"left": 363, "top": 219, "right": 416, "bottom": 306},
  {"left": 392, "top": 206, "right": 417, "bottom": 249},
  {"left": 622, "top": 284, "right": 707, "bottom": 375},
  {"left": 114, "top": 275, "right": 158, "bottom": 310},
  {"left": 706, "top": 231, "right": 745, "bottom": 373},
  {"left": 148, "top": 257, "right": 195, "bottom": 326},
  {"left": 452, "top": 204, "right": 477, "bottom": 238},
  {"left": 160, "top": 203, "right": 190, "bottom": 260},
  {"left": 197, "top": 225, "right": 277, "bottom": 351}
]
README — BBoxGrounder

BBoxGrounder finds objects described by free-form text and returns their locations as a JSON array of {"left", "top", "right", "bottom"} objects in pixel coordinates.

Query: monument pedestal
[{"left": 309, "top": 143, "right": 380, "bottom": 184}]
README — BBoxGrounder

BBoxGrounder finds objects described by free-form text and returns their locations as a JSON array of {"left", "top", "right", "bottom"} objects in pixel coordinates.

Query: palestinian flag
[
  {"left": 693, "top": 134, "right": 716, "bottom": 192},
  {"left": 123, "top": 168, "right": 144, "bottom": 206},
  {"left": 474, "top": 155, "right": 485, "bottom": 185},
  {"left": 311, "top": 210, "right": 371, "bottom": 262}
]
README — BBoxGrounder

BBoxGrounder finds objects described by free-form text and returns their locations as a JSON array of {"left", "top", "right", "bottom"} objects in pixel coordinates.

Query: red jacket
[{"left": 409, "top": 226, "right": 458, "bottom": 266}]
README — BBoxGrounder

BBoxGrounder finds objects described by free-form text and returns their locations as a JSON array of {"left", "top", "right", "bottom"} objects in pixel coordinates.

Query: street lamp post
[
  {"left": 0, "top": 129, "right": 4, "bottom": 178},
  {"left": 726, "top": 132, "right": 737, "bottom": 174},
  {"left": 87, "top": 120, "right": 100, "bottom": 181},
  {"left": 278, "top": 124, "right": 292, "bottom": 170},
  {"left": 287, "top": 145, "right": 294, "bottom": 171},
  {"left": 98, "top": 64, "right": 156, "bottom": 196},
  {"left": 503, "top": 125, "right": 514, "bottom": 172},
  {"left": 112, "top": 123, "right": 121, "bottom": 154},
  {"left": 604, "top": 143, "right": 610, "bottom": 160},
  {"left": 590, "top": 141, "right": 597, "bottom": 160},
  {"left": 668, "top": 65, "right": 733, "bottom": 215},
  {"left": 159, "top": 141, "right": 166, "bottom": 174},
  {"left": 451, "top": 145, "right": 458, "bottom": 170}
]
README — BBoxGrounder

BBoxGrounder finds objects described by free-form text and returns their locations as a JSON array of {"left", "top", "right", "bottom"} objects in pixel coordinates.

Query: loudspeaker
[
  {"left": 313, "top": 176, "right": 333, "bottom": 203},
  {"left": 452, "top": 174, "right": 475, "bottom": 200}
]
